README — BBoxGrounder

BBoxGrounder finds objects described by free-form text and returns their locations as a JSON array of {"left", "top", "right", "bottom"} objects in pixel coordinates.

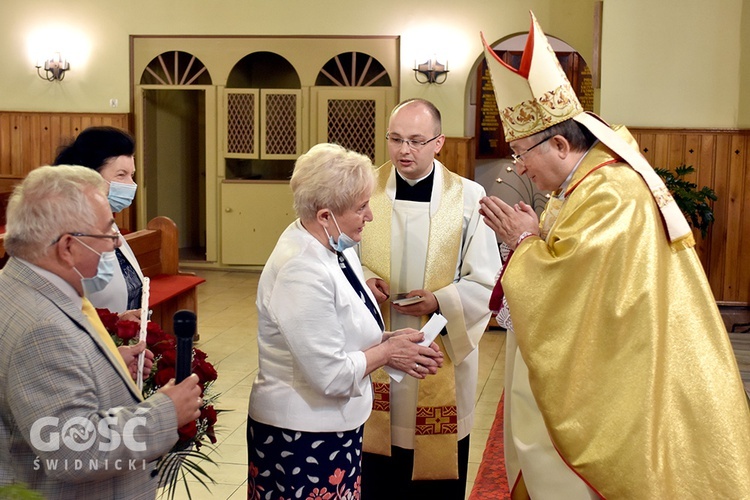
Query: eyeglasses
[
  {"left": 511, "top": 135, "right": 553, "bottom": 164},
  {"left": 386, "top": 133, "right": 441, "bottom": 151},
  {"left": 52, "top": 230, "right": 122, "bottom": 246}
]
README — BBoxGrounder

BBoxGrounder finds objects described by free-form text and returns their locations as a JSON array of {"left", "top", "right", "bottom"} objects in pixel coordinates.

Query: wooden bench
[
  {"left": 123, "top": 216, "right": 205, "bottom": 336},
  {"left": 0, "top": 216, "right": 205, "bottom": 336}
]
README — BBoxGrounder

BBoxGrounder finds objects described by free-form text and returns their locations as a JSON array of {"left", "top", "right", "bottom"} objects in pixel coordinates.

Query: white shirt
[{"left": 248, "top": 220, "right": 384, "bottom": 432}]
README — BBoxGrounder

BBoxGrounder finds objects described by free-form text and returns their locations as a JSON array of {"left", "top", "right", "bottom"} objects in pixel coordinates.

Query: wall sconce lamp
[
  {"left": 413, "top": 58, "right": 449, "bottom": 84},
  {"left": 36, "top": 52, "right": 69, "bottom": 81}
]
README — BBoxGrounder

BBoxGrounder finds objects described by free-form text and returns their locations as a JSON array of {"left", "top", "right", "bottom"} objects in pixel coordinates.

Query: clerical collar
[
  {"left": 556, "top": 140, "right": 599, "bottom": 199},
  {"left": 395, "top": 164, "right": 434, "bottom": 202}
]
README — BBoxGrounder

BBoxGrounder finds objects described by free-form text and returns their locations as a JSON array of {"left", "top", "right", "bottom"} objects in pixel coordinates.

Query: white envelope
[{"left": 384, "top": 313, "right": 448, "bottom": 383}]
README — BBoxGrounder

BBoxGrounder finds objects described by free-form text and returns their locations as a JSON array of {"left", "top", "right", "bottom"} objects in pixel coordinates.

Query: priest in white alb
[{"left": 359, "top": 98, "right": 500, "bottom": 499}]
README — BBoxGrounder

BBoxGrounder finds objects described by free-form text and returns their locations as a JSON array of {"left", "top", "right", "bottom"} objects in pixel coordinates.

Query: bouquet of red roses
[{"left": 97, "top": 308, "right": 222, "bottom": 497}]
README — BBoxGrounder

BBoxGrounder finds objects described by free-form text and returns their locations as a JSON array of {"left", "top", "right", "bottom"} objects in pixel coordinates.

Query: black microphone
[{"left": 173, "top": 310, "right": 196, "bottom": 383}]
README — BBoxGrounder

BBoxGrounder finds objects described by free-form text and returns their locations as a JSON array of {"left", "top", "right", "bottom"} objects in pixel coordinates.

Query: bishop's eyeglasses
[{"left": 511, "top": 135, "right": 553, "bottom": 164}]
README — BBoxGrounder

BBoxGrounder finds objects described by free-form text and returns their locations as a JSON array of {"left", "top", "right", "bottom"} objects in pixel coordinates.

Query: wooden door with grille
[
  {"left": 311, "top": 87, "right": 395, "bottom": 167},
  {"left": 224, "top": 89, "right": 303, "bottom": 161}
]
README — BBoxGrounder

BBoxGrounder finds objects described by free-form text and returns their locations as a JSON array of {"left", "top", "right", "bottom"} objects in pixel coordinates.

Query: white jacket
[{"left": 248, "top": 220, "right": 384, "bottom": 432}]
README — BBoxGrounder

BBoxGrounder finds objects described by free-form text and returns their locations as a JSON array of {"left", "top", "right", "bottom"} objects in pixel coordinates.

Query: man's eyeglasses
[
  {"left": 52, "top": 230, "right": 122, "bottom": 246},
  {"left": 511, "top": 135, "right": 553, "bottom": 164},
  {"left": 386, "top": 133, "right": 441, "bottom": 151}
]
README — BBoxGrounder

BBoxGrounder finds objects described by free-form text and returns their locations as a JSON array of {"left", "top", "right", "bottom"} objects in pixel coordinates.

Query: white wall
[
  {"left": 1, "top": 0, "right": 747, "bottom": 132},
  {"left": 600, "top": 0, "right": 744, "bottom": 127}
]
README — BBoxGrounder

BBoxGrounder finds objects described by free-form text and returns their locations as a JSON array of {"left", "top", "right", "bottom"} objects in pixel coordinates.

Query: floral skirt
[{"left": 247, "top": 416, "right": 363, "bottom": 500}]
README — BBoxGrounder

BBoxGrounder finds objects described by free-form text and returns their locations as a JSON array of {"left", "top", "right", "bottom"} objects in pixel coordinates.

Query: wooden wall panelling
[
  {"left": 740, "top": 136, "right": 750, "bottom": 303},
  {"left": 0, "top": 111, "right": 131, "bottom": 230},
  {"left": 637, "top": 132, "right": 655, "bottom": 166},
  {"left": 724, "top": 135, "right": 747, "bottom": 301},
  {"left": 666, "top": 133, "right": 684, "bottom": 172},
  {"left": 684, "top": 133, "right": 708, "bottom": 267},
  {"left": 630, "top": 128, "right": 750, "bottom": 303},
  {"left": 0, "top": 112, "right": 129, "bottom": 178},
  {"left": 652, "top": 133, "right": 670, "bottom": 171},
  {"left": 697, "top": 133, "right": 718, "bottom": 273},
  {"left": 438, "top": 137, "right": 475, "bottom": 180},
  {"left": 710, "top": 134, "right": 732, "bottom": 301}
]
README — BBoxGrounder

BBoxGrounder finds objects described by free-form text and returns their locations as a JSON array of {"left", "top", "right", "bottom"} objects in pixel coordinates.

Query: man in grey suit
[{"left": 0, "top": 165, "right": 203, "bottom": 498}]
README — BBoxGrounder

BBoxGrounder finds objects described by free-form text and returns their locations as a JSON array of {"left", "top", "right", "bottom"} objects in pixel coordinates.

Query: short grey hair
[
  {"left": 535, "top": 119, "right": 596, "bottom": 153},
  {"left": 4, "top": 165, "right": 108, "bottom": 261},
  {"left": 290, "top": 143, "right": 375, "bottom": 221}
]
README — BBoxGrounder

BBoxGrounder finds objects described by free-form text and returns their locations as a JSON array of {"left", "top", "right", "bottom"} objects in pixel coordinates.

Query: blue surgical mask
[
  {"left": 108, "top": 181, "right": 137, "bottom": 212},
  {"left": 73, "top": 238, "right": 117, "bottom": 295},
  {"left": 324, "top": 213, "right": 358, "bottom": 252}
]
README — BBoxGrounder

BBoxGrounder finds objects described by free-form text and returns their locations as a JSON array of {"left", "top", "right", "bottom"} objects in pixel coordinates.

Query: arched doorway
[
  {"left": 469, "top": 34, "right": 594, "bottom": 217},
  {"left": 136, "top": 50, "right": 215, "bottom": 262}
]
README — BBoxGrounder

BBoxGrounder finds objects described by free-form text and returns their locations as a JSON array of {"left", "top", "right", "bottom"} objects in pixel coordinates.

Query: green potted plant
[{"left": 654, "top": 164, "right": 717, "bottom": 239}]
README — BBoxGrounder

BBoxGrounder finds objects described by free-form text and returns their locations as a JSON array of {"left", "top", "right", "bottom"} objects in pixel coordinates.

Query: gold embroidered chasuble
[
  {"left": 503, "top": 129, "right": 750, "bottom": 498},
  {"left": 361, "top": 161, "right": 464, "bottom": 480}
]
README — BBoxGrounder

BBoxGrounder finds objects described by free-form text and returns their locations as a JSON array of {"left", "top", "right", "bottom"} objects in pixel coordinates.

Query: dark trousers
[{"left": 361, "top": 434, "right": 470, "bottom": 500}]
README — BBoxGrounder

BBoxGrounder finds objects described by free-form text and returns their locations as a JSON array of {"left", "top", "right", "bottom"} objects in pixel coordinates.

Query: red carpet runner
[{"left": 469, "top": 393, "right": 510, "bottom": 499}]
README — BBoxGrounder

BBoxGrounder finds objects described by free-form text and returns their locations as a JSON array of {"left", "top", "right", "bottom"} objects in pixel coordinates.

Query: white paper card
[{"left": 384, "top": 313, "right": 448, "bottom": 383}]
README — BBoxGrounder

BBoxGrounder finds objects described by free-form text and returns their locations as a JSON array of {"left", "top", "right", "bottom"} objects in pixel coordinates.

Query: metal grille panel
[
  {"left": 327, "top": 99, "right": 376, "bottom": 161},
  {"left": 226, "top": 93, "right": 255, "bottom": 154},
  {"left": 265, "top": 94, "right": 298, "bottom": 155}
]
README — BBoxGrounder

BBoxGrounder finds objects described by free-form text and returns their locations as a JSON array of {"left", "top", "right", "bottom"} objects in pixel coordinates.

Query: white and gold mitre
[
  {"left": 481, "top": 11, "right": 694, "bottom": 247},
  {"left": 481, "top": 11, "right": 583, "bottom": 142}
]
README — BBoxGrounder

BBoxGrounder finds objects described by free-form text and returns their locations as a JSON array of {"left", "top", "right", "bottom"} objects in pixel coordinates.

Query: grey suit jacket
[{"left": 0, "top": 258, "right": 178, "bottom": 499}]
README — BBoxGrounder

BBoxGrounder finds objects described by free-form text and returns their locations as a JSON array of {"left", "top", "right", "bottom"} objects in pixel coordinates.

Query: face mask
[
  {"left": 324, "top": 213, "right": 358, "bottom": 252},
  {"left": 108, "top": 181, "right": 137, "bottom": 212},
  {"left": 73, "top": 238, "right": 117, "bottom": 295}
]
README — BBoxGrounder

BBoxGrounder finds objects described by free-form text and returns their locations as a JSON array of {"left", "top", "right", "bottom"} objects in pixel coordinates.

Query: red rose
[
  {"left": 146, "top": 322, "right": 169, "bottom": 345},
  {"left": 178, "top": 420, "right": 197, "bottom": 442},
  {"left": 150, "top": 339, "right": 176, "bottom": 357},
  {"left": 193, "top": 348, "right": 207, "bottom": 362},
  {"left": 96, "top": 308, "right": 119, "bottom": 333},
  {"left": 159, "top": 348, "right": 177, "bottom": 367},
  {"left": 153, "top": 366, "right": 175, "bottom": 388},
  {"left": 201, "top": 405, "right": 218, "bottom": 444},
  {"left": 193, "top": 357, "right": 218, "bottom": 384},
  {"left": 200, "top": 405, "right": 218, "bottom": 426},
  {"left": 115, "top": 320, "right": 139, "bottom": 342},
  {"left": 205, "top": 425, "right": 217, "bottom": 444}
]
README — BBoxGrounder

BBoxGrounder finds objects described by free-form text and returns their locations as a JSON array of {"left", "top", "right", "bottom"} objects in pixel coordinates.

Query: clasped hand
[
  {"left": 385, "top": 328, "right": 444, "bottom": 380},
  {"left": 479, "top": 197, "right": 539, "bottom": 249}
]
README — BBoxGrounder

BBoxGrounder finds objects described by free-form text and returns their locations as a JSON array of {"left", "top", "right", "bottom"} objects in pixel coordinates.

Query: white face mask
[
  {"left": 324, "top": 213, "right": 358, "bottom": 252},
  {"left": 72, "top": 238, "right": 117, "bottom": 295}
]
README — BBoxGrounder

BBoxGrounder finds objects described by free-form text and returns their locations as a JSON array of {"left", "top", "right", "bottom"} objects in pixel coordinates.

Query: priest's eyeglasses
[
  {"left": 511, "top": 135, "right": 553, "bottom": 164},
  {"left": 386, "top": 133, "right": 440, "bottom": 150}
]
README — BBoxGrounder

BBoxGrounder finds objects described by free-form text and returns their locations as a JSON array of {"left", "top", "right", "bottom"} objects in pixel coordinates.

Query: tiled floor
[{"left": 164, "top": 268, "right": 508, "bottom": 500}]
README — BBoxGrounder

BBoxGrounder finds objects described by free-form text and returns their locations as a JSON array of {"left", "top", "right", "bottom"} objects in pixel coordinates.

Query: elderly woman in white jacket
[{"left": 247, "top": 143, "right": 443, "bottom": 499}]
